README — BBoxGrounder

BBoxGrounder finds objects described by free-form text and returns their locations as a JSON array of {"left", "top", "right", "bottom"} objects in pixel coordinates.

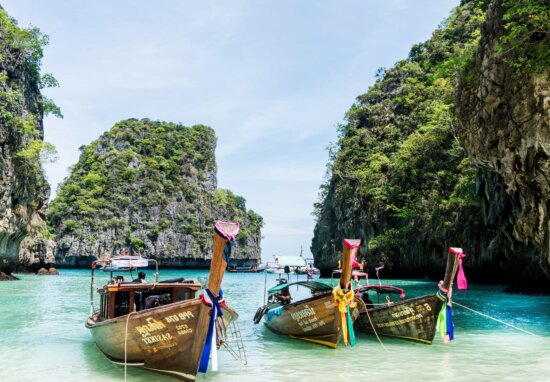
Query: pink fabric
[
  {"left": 350, "top": 246, "right": 362, "bottom": 268},
  {"left": 457, "top": 253, "right": 468, "bottom": 290},
  {"left": 215, "top": 220, "right": 240, "bottom": 240},
  {"left": 343, "top": 239, "right": 361, "bottom": 249},
  {"left": 349, "top": 247, "right": 358, "bottom": 267}
]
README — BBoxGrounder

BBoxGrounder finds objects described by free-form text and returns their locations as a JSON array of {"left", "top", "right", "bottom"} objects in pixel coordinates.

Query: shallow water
[{"left": 0, "top": 270, "right": 548, "bottom": 382}]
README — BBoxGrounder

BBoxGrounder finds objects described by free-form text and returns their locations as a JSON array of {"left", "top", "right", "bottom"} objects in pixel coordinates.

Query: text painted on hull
[
  {"left": 290, "top": 305, "right": 327, "bottom": 333},
  {"left": 376, "top": 303, "right": 432, "bottom": 329},
  {"left": 134, "top": 311, "right": 196, "bottom": 347}
]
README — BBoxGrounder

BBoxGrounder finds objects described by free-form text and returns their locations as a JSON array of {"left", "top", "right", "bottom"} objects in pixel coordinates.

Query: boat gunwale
[{"left": 86, "top": 298, "right": 239, "bottom": 329}]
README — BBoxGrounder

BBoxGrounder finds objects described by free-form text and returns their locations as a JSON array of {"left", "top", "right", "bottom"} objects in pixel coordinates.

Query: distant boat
[
  {"left": 354, "top": 247, "right": 467, "bottom": 344},
  {"left": 265, "top": 253, "right": 307, "bottom": 274},
  {"left": 228, "top": 263, "right": 265, "bottom": 273},
  {"left": 85, "top": 221, "right": 242, "bottom": 381},
  {"left": 253, "top": 239, "right": 364, "bottom": 348}
]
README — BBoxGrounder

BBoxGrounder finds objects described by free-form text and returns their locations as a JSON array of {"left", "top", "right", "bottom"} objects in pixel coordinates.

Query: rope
[
  {"left": 124, "top": 312, "right": 137, "bottom": 382},
  {"left": 263, "top": 271, "right": 267, "bottom": 305},
  {"left": 453, "top": 301, "right": 549, "bottom": 341},
  {"left": 363, "top": 307, "right": 389, "bottom": 353}
]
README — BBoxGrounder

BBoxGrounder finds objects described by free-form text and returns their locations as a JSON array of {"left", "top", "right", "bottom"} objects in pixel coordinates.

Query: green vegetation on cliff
[
  {"left": 49, "top": 119, "right": 262, "bottom": 263},
  {"left": 0, "top": 8, "right": 59, "bottom": 199},
  {"left": 498, "top": 0, "right": 549, "bottom": 76},
  {"left": 0, "top": 8, "right": 59, "bottom": 273},
  {"left": 312, "top": 0, "right": 490, "bottom": 273}
]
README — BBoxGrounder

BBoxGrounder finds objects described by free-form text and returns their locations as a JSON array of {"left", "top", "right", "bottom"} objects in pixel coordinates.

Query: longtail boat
[
  {"left": 253, "top": 239, "right": 364, "bottom": 348},
  {"left": 354, "top": 247, "right": 468, "bottom": 344},
  {"left": 85, "top": 221, "right": 240, "bottom": 381}
]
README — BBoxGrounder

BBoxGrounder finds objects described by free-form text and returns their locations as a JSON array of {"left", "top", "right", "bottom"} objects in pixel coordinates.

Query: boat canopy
[
  {"left": 101, "top": 256, "right": 150, "bottom": 271},
  {"left": 268, "top": 281, "right": 332, "bottom": 295},
  {"left": 356, "top": 285, "right": 405, "bottom": 298},
  {"left": 274, "top": 256, "right": 307, "bottom": 267}
]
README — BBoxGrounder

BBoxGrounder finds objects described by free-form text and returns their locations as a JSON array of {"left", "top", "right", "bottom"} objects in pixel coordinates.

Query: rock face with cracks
[
  {"left": 457, "top": 0, "right": 550, "bottom": 289},
  {"left": 312, "top": 0, "right": 549, "bottom": 291},
  {"left": 0, "top": 8, "right": 55, "bottom": 276}
]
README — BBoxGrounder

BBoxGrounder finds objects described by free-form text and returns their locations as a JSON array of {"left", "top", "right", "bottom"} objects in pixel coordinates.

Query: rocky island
[{"left": 49, "top": 118, "right": 263, "bottom": 268}]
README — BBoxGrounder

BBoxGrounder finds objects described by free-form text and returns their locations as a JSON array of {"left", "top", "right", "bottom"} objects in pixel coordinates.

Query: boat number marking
[
  {"left": 290, "top": 305, "right": 326, "bottom": 333},
  {"left": 135, "top": 313, "right": 195, "bottom": 346},
  {"left": 164, "top": 311, "right": 195, "bottom": 323},
  {"left": 134, "top": 318, "right": 173, "bottom": 345},
  {"left": 377, "top": 303, "right": 431, "bottom": 329},
  {"left": 136, "top": 317, "right": 167, "bottom": 337}
]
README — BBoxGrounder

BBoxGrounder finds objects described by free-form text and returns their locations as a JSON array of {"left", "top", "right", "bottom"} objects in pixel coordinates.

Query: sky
[{"left": 3, "top": 0, "right": 459, "bottom": 262}]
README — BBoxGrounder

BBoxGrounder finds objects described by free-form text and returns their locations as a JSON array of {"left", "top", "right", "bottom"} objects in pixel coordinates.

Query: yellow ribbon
[{"left": 332, "top": 284, "right": 356, "bottom": 345}]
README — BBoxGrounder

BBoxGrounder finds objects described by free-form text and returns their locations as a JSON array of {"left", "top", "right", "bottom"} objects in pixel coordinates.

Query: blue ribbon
[
  {"left": 446, "top": 305, "right": 454, "bottom": 341},
  {"left": 198, "top": 288, "right": 224, "bottom": 373},
  {"left": 222, "top": 239, "right": 234, "bottom": 264},
  {"left": 436, "top": 290, "right": 454, "bottom": 341}
]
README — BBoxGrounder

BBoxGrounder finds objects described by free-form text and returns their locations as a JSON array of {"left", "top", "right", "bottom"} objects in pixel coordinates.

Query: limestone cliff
[
  {"left": 457, "top": 0, "right": 550, "bottom": 289},
  {"left": 311, "top": 0, "right": 550, "bottom": 291},
  {"left": 312, "top": 0, "right": 488, "bottom": 280},
  {"left": 49, "top": 119, "right": 263, "bottom": 268},
  {"left": 0, "top": 9, "right": 55, "bottom": 275}
]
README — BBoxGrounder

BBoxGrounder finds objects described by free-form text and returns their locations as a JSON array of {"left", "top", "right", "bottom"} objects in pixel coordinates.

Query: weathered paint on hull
[
  {"left": 87, "top": 300, "right": 237, "bottom": 381},
  {"left": 355, "top": 294, "right": 444, "bottom": 344},
  {"left": 264, "top": 294, "right": 362, "bottom": 348}
]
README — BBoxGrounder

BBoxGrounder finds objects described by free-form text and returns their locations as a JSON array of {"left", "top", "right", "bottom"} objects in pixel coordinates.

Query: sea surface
[{"left": 1, "top": 269, "right": 549, "bottom": 382}]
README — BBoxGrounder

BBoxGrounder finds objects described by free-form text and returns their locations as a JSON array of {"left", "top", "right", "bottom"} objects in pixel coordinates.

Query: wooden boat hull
[
  {"left": 264, "top": 293, "right": 362, "bottom": 348},
  {"left": 86, "top": 300, "right": 237, "bottom": 381},
  {"left": 355, "top": 293, "right": 443, "bottom": 344}
]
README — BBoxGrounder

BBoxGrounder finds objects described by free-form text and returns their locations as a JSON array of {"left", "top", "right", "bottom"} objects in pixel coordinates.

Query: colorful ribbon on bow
[
  {"left": 199, "top": 288, "right": 225, "bottom": 373},
  {"left": 448, "top": 247, "right": 468, "bottom": 290},
  {"left": 332, "top": 284, "right": 356, "bottom": 347},
  {"left": 457, "top": 252, "right": 467, "bottom": 290},
  {"left": 436, "top": 288, "right": 454, "bottom": 343}
]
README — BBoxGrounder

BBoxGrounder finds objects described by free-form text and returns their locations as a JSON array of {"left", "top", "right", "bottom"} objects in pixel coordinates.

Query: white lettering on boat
[
  {"left": 164, "top": 311, "right": 195, "bottom": 324},
  {"left": 135, "top": 317, "right": 167, "bottom": 338},
  {"left": 391, "top": 307, "right": 416, "bottom": 318},
  {"left": 176, "top": 324, "right": 194, "bottom": 336},
  {"left": 377, "top": 313, "right": 423, "bottom": 328},
  {"left": 142, "top": 332, "right": 173, "bottom": 345},
  {"left": 290, "top": 305, "right": 316, "bottom": 321}
]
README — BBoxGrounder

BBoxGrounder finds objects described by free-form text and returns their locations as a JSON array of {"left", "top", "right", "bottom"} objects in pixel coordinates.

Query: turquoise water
[{"left": 1, "top": 269, "right": 549, "bottom": 382}]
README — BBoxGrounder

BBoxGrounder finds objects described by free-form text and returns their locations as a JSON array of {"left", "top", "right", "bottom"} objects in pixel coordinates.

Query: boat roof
[
  {"left": 100, "top": 256, "right": 149, "bottom": 271},
  {"left": 268, "top": 281, "right": 332, "bottom": 295},
  {"left": 274, "top": 256, "right": 307, "bottom": 267},
  {"left": 104, "top": 281, "right": 202, "bottom": 293},
  {"left": 356, "top": 285, "right": 405, "bottom": 296}
]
